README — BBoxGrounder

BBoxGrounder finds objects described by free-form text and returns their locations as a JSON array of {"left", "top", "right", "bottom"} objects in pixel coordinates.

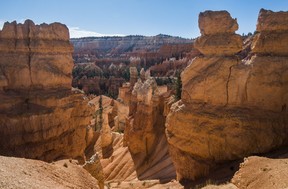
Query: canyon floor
[{"left": 0, "top": 8, "right": 288, "bottom": 189}]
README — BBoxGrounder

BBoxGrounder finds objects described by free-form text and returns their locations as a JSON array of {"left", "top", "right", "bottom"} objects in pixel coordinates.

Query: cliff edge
[{"left": 0, "top": 20, "right": 93, "bottom": 162}]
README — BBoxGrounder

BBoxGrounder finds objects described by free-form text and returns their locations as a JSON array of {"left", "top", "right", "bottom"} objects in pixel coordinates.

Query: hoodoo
[{"left": 165, "top": 9, "right": 288, "bottom": 181}]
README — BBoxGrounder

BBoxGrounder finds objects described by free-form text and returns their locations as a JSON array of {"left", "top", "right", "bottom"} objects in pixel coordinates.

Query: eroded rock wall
[
  {"left": 0, "top": 20, "right": 92, "bottom": 162},
  {"left": 166, "top": 9, "right": 288, "bottom": 181},
  {"left": 125, "top": 74, "right": 176, "bottom": 182}
]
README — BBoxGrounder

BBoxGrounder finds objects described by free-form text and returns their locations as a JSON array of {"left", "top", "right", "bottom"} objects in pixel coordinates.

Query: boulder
[
  {"left": 195, "top": 10, "right": 242, "bottom": 56},
  {"left": 198, "top": 10, "right": 238, "bottom": 35}
]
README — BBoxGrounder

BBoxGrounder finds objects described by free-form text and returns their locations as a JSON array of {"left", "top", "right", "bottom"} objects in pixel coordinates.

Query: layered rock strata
[
  {"left": 0, "top": 20, "right": 92, "bottom": 161},
  {"left": 166, "top": 9, "right": 288, "bottom": 181},
  {"left": 252, "top": 9, "right": 288, "bottom": 56},
  {"left": 125, "top": 70, "right": 176, "bottom": 182}
]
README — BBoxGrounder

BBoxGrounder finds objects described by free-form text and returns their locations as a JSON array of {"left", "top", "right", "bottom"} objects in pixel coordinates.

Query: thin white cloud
[
  {"left": 0, "top": 20, "right": 4, "bottom": 30},
  {"left": 68, "top": 26, "right": 125, "bottom": 38}
]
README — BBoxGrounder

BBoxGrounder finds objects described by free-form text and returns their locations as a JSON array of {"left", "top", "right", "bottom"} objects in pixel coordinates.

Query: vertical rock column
[
  {"left": 166, "top": 9, "right": 288, "bottom": 182},
  {"left": 229, "top": 8, "right": 288, "bottom": 111},
  {"left": 166, "top": 10, "right": 243, "bottom": 181},
  {"left": 181, "top": 10, "right": 242, "bottom": 105},
  {"left": 125, "top": 77, "right": 176, "bottom": 182},
  {"left": 129, "top": 67, "right": 138, "bottom": 89}
]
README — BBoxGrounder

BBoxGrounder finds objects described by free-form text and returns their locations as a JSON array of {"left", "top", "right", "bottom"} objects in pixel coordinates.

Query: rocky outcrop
[
  {"left": 0, "top": 20, "right": 92, "bottom": 162},
  {"left": 0, "top": 20, "right": 73, "bottom": 90},
  {"left": 252, "top": 9, "right": 288, "bottom": 56},
  {"left": 0, "top": 156, "right": 99, "bottom": 189},
  {"left": 198, "top": 11, "right": 238, "bottom": 35},
  {"left": 166, "top": 9, "right": 288, "bottom": 181},
  {"left": 125, "top": 73, "right": 176, "bottom": 182},
  {"left": 232, "top": 156, "right": 288, "bottom": 189},
  {"left": 194, "top": 11, "right": 242, "bottom": 56}
]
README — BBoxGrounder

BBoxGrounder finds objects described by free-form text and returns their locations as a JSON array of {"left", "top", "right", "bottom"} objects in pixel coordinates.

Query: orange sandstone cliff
[
  {"left": 165, "top": 9, "right": 288, "bottom": 181},
  {"left": 0, "top": 20, "right": 93, "bottom": 162}
]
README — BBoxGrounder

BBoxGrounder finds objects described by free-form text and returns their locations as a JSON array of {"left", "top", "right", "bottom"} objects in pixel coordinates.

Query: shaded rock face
[
  {"left": 166, "top": 9, "right": 288, "bottom": 181},
  {"left": 0, "top": 20, "right": 92, "bottom": 162},
  {"left": 125, "top": 74, "right": 176, "bottom": 182}
]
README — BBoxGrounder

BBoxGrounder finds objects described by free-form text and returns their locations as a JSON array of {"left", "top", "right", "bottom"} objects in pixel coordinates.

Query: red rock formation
[
  {"left": 0, "top": 20, "right": 92, "bottom": 162},
  {"left": 166, "top": 9, "right": 288, "bottom": 181}
]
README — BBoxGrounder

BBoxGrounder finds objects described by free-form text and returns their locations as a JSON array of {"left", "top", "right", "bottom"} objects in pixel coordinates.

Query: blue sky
[{"left": 0, "top": 0, "right": 287, "bottom": 38}]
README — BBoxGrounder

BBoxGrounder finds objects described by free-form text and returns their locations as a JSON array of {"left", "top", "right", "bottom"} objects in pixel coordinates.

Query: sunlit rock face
[
  {"left": 194, "top": 10, "right": 242, "bottom": 56},
  {"left": 252, "top": 9, "right": 288, "bottom": 56},
  {"left": 165, "top": 9, "right": 288, "bottom": 181},
  {"left": 0, "top": 20, "right": 93, "bottom": 162}
]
